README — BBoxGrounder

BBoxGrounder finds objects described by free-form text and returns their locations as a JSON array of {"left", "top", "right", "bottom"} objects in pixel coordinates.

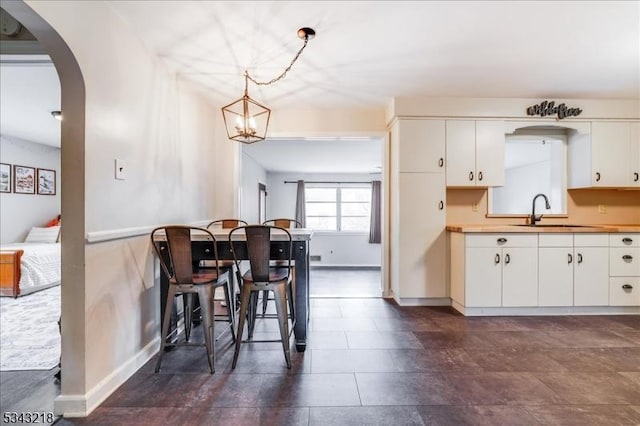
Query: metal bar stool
[
  {"left": 259, "top": 219, "right": 301, "bottom": 316},
  {"left": 206, "top": 219, "right": 249, "bottom": 311},
  {"left": 150, "top": 226, "right": 235, "bottom": 374},
  {"left": 229, "top": 225, "right": 295, "bottom": 369}
]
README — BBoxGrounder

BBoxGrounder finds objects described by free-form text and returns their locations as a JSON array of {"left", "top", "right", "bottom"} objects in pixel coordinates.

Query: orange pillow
[{"left": 45, "top": 215, "right": 61, "bottom": 227}]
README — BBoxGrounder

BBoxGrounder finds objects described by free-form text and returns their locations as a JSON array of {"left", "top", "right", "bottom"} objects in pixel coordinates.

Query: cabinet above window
[{"left": 445, "top": 120, "right": 505, "bottom": 188}]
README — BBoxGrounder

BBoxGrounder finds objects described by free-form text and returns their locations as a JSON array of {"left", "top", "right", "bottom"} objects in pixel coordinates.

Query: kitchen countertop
[{"left": 447, "top": 224, "right": 640, "bottom": 233}]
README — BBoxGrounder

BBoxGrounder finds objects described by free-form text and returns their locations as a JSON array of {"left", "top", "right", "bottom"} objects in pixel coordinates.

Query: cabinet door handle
[
  {"left": 622, "top": 238, "right": 633, "bottom": 244},
  {"left": 577, "top": 253, "right": 583, "bottom": 264},
  {"left": 622, "top": 255, "right": 633, "bottom": 261},
  {"left": 568, "top": 253, "right": 573, "bottom": 264},
  {"left": 438, "top": 200, "right": 444, "bottom": 210},
  {"left": 504, "top": 253, "right": 511, "bottom": 264},
  {"left": 438, "top": 157, "right": 444, "bottom": 167},
  {"left": 469, "top": 171, "right": 474, "bottom": 181},
  {"left": 478, "top": 171, "right": 483, "bottom": 181},
  {"left": 634, "top": 172, "right": 639, "bottom": 182},
  {"left": 497, "top": 237, "right": 507, "bottom": 244},
  {"left": 495, "top": 253, "right": 500, "bottom": 264},
  {"left": 622, "top": 284, "right": 633, "bottom": 290},
  {"left": 595, "top": 172, "right": 601, "bottom": 182}
]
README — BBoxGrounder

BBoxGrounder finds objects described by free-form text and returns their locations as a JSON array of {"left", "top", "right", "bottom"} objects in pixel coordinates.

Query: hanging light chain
[{"left": 246, "top": 35, "right": 310, "bottom": 87}]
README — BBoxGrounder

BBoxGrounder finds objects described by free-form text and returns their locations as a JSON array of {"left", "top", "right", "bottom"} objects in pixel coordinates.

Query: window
[
  {"left": 489, "top": 134, "right": 567, "bottom": 215},
  {"left": 306, "top": 185, "right": 371, "bottom": 231}
]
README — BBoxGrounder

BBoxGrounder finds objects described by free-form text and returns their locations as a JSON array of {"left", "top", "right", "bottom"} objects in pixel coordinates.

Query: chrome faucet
[{"left": 530, "top": 193, "right": 551, "bottom": 226}]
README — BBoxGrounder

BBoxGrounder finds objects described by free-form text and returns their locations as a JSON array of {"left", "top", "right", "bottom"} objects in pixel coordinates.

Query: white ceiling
[
  {"left": 109, "top": 0, "right": 640, "bottom": 109},
  {"left": 0, "top": 55, "right": 60, "bottom": 147},
  {"left": 243, "top": 137, "right": 382, "bottom": 173},
  {"left": 1, "top": 1, "right": 638, "bottom": 172}
]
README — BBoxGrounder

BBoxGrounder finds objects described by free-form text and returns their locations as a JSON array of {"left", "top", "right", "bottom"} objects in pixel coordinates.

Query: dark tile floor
[
  {"left": 3, "top": 270, "right": 638, "bottom": 425},
  {"left": 0, "top": 368, "right": 60, "bottom": 424},
  {"left": 309, "top": 268, "right": 381, "bottom": 298},
  {"left": 57, "top": 297, "right": 640, "bottom": 425}
]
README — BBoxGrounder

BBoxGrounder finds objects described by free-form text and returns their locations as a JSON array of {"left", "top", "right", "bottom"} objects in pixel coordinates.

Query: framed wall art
[
  {"left": 13, "top": 165, "right": 36, "bottom": 194},
  {"left": 37, "top": 168, "right": 56, "bottom": 195},
  {"left": 0, "top": 163, "right": 10, "bottom": 193}
]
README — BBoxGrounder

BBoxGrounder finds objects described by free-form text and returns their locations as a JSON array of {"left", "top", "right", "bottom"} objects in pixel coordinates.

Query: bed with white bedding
[{"left": 0, "top": 242, "right": 61, "bottom": 297}]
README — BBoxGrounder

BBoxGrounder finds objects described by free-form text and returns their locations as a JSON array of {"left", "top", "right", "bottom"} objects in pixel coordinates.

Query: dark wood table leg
[{"left": 293, "top": 240, "right": 309, "bottom": 352}]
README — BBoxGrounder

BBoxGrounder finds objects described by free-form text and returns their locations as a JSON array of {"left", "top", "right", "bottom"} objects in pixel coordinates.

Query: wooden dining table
[{"left": 154, "top": 227, "right": 313, "bottom": 352}]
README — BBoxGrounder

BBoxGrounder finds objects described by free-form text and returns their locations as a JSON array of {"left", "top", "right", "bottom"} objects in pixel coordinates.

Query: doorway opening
[
  {"left": 258, "top": 182, "right": 267, "bottom": 224},
  {"left": 240, "top": 135, "right": 386, "bottom": 299}
]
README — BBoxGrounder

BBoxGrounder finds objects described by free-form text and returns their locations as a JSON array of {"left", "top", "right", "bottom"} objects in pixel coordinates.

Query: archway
[{"left": 2, "top": 0, "right": 87, "bottom": 416}]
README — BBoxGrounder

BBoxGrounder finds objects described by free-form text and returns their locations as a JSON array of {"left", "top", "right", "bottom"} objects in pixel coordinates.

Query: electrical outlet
[
  {"left": 598, "top": 204, "right": 607, "bottom": 214},
  {"left": 472, "top": 203, "right": 478, "bottom": 212}
]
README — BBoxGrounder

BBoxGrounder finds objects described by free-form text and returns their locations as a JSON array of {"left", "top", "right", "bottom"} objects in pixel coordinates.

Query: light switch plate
[{"left": 115, "top": 159, "right": 126, "bottom": 180}]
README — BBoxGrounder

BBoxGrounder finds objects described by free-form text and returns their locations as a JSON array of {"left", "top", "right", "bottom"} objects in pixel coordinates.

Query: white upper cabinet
[
  {"left": 475, "top": 121, "right": 506, "bottom": 187},
  {"left": 445, "top": 120, "right": 475, "bottom": 186},
  {"left": 630, "top": 122, "right": 640, "bottom": 187},
  {"left": 569, "top": 121, "right": 640, "bottom": 188},
  {"left": 591, "top": 122, "right": 629, "bottom": 186},
  {"left": 396, "top": 119, "right": 445, "bottom": 173},
  {"left": 446, "top": 120, "right": 505, "bottom": 187}
]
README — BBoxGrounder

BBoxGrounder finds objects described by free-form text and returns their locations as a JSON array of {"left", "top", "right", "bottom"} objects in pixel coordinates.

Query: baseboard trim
[
  {"left": 310, "top": 265, "right": 381, "bottom": 270},
  {"left": 452, "top": 304, "right": 640, "bottom": 316},
  {"left": 392, "top": 295, "right": 452, "bottom": 306},
  {"left": 54, "top": 337, "right": 159, "bottom": 417}
]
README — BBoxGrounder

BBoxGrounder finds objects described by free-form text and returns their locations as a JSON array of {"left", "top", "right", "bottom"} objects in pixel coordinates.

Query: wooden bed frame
[{"left": 0, "top": 250, "right": 24, "bottom": 298}]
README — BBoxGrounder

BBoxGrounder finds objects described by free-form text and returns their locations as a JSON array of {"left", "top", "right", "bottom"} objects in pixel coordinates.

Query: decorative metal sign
[{"left": 526, "top": 100, "right": 582, "bottom": 120}]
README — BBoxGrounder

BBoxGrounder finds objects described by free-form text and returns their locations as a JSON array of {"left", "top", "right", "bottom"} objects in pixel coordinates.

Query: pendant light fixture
[{"left": 222, "top": 27, "right": 315, "bottom": 144}]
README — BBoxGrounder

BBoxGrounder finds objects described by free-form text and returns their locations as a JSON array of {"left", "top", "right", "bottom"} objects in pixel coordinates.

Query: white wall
[
  {"left": 493, "top": 161, "right": 551, "bottom": 214},
  {"left": 0, "top": 135, "right": 61, "bottom": 243},
  {"left": 309, "top": 233, "right": 381, "bottom": 267},
  {"left": 266, "top": 172, "right": 382, "bottom": 267},
  {"left": 14, "top": 0, "right": 232, "bottom": 416},
  {"left": 240, "top": 151, "right": 267, "bottom": 224},
  {"left": 491, "top": 139, "right": 564, "bottom": 215}
]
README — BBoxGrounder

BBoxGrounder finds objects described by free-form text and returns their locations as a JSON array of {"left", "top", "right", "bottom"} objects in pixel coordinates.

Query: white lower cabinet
[
  {"left": 462, "top": 234, "right": 537, "bottom": 307},
  {"left": 538, "top": 247, "right": 574, "bottom": 306},
  {"left": 452, "top": 232, "right": 639, "bottom": 313},
  {"left": 610, "top": 277, "right": 640, "bottom": 306},
  {"left": 573, "top": 246, "right": 610, "bottom": 306},
  {"left": 538, "top": 234, "right": 609, "bottom": 307},
  {"left": 609, "top": 233, "right": 640, "bottom": 306},
  {"left": 610, "top": 247, "right": 640, "bottom": 277},
  {"left": 502, "top": 247, "right": 538, "bottom": 307},
  {"left": 465, "top": 247, "right": 502, "bottom": 307}
]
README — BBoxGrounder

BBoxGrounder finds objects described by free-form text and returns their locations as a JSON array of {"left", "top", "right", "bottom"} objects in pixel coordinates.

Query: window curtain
[
  {"left": 295, "top": 180, "right": 306, "bottom": 227},
  {"left": 369, "top": 180, "right": 381, "bottom": 244}
]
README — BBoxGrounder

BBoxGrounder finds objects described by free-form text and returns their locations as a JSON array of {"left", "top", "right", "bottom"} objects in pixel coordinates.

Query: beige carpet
[{"left": 0, "top": 286, "right": 60, "bottom": 371}]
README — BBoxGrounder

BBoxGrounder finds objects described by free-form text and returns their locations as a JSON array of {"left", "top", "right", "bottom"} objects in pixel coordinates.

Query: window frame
[
  {"left": 487, "top": 132, "right": 568, "bottom": 217},
  {"left": 305, "top": 184, "right": 371, "bottom": 233}
]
